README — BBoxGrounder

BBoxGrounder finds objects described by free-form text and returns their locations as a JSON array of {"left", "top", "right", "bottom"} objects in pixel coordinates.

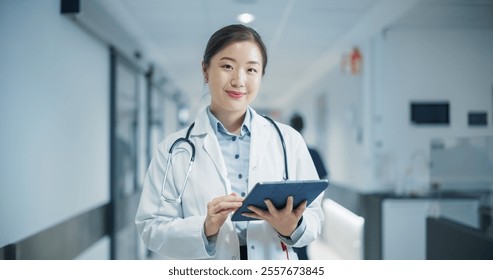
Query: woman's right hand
[{"left": 204, "top": 193, "right": 244, "bottom": 237}]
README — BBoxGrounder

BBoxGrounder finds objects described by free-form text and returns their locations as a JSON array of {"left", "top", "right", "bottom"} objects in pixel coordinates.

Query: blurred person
[
  {"left": 135, "top": 24, "right": 323, "bottom": 260},
  {"left": 290, "top": 113, "right": 328, "bottom": 180}
]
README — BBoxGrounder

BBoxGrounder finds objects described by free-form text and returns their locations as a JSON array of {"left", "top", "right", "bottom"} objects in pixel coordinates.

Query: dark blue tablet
[{"left": 231, "top": 179, "right": 329, "bottom": 222}]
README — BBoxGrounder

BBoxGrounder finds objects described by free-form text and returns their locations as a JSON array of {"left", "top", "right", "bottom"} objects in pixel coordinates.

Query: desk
[
  {"left": 325, "top": 184, "right": 485, "bottom": 259},
  {"left": 382, "top": 198, "right": 479, "bottom": 259}
]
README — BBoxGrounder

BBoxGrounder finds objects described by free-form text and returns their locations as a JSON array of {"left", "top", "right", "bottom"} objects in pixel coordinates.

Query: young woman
[{"left": 135, "top": 24, "right": 324, "bottom": 260}]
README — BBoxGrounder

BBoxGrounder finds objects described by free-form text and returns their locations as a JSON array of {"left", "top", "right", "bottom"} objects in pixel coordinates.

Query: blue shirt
[
  {"left": 207, "top": 107, "right": 251, "bottom": 246},
  {"left": 203, "top": 106, "right": 306, "bottom": 256}
]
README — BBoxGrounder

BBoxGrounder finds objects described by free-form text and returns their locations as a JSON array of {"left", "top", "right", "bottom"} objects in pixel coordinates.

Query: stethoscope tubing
[
  {"left": 262, "top": 115, "right": 289, "bottom": 180},
  {"left": 160, "top": 116, "right": 287, "bottom": 203},
  {"left": 160, "top": 124, "right": 196, "bottom": 203}
]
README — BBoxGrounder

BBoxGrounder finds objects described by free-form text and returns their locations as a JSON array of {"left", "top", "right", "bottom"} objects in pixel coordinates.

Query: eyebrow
[{"left": 219, "top": 56, "right": 260, "bottom": 65}]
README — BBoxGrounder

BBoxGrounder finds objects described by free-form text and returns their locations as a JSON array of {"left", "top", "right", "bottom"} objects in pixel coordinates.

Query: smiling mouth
[{"left": 226, "top": 90, "right": 245, "bottom": 99}]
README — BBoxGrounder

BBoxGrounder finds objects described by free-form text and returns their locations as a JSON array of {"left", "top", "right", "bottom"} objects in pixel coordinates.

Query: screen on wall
[
  {"left": 410, "top": 102, "right": 450, "bottom": 125},
  {"left": 468, "top": 112, "right": 487, "bottom": 126}
]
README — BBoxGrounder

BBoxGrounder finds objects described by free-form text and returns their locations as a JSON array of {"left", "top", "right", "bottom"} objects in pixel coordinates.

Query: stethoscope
[{"left": 160, "top": 115, "right": 288, "bottom": 203}]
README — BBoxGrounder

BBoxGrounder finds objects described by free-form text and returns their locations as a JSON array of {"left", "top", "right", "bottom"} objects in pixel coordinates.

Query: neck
[{"left": 210, "top": 107, "right": 247, "bottom": 135}]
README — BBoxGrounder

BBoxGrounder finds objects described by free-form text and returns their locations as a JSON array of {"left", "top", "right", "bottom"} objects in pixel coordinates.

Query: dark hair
[
  {"left": 203, "top": 24, "right": 268, "bottom": 76},
  {"left": 290, "top": 113, "right": 304, "bottom": 133}
]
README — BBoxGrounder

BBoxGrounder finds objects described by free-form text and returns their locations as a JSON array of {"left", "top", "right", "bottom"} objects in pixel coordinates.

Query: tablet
[{"left": 230, "top": 179, "right": 329, "bottom": 222}]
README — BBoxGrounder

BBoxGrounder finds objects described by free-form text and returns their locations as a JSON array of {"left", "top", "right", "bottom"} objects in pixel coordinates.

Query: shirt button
[
  {"left": 238, "top": 174, "right": 243, "bottom": 179},
  {"left": 251, "top": 245, "right": 255, "bottom": 250},
  {"left": 232, "top": 136, "right": 237, "bottom": 141},
  {"left": 235, "top": 154, "right": 239, "bottom": 159},
  {"left": 232, "top": 256, "right": 237, "bottom": 260},
  {"left": 241, "top": 192, "right": 246, "bottom": 197},
  {"left": 252, "top": 166, "right": 257, "bottom": 171}
]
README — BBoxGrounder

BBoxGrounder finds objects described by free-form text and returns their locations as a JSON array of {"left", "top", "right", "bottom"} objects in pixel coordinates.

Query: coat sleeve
[
  {"left": 134, "top": 137, "right": 213, "bottom": 259},
  {"left": 285, "top": 127, "right": 325, "bottom": 248}
]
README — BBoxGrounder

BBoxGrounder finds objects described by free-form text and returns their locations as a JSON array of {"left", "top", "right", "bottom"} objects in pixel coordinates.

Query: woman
[{"left": 135, "top": 24, "right": 324, "bottom": 260}]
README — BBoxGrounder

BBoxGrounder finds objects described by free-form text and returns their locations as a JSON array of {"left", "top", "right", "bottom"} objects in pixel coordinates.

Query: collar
[{"left": 206, "top": 106, "right": 252, "bottom": 137}]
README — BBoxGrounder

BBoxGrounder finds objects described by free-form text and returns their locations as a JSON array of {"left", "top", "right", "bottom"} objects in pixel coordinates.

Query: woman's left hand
[{"left": 241, "top": 196, "right": 307, "bottom": 237}]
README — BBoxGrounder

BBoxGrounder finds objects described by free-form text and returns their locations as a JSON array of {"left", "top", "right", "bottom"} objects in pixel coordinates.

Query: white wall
[
  {"left": 326, "top": 70, "right": 368, "bottom": 189},
  {"left": 287, "top": 46, "right": 370, "bottom": 190},
  {"left": 373, "top": 28, "right": 493, "bottom": 194},
  {"left": 0, "top": 0, "right": 110, "bottom": 246},
  {"left": 288, "top": 28, "right": 493, "bottom": 193}
]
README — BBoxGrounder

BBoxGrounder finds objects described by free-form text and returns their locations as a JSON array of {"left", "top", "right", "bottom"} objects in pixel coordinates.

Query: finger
[
  {"left": 241, "top": 212, "right": 263, "bottom": 220},
  {"left": 264, "top": 199, "right": 279, "bottom": 214},
  {"left": 293, "top": 200, "right": 308, "bottom": 216},
  {"left": 285, "top": 196, "right": 294, "bottom": 212},
  {"left": 209, "top": 195, "right": 243, "bottom": 208},
  {"left": 229, "top": 193, "right": 245, "bottom": 201},
  {"left": 211, "top": 194, "right": 244, "bottom": 205},
  {"left": 247, "top": 205, "right": 269, "bottom": 218},
  {"left": 216, "top": 208, "right": 237, "bottom": 215},
  {"left": 211, "top": 201, "right": 242, "bottom": 214},
  {"left": 224, "top": 194, "right": 244, "bottom": 202},
  {"left": 219, "top": 201, "right": 243, "bottom": 210}
]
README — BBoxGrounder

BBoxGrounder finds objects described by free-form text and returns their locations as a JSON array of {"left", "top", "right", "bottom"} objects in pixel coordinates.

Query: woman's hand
[
  {"left": 204, "top": 193, "right": 244, "bottom": 237},
  {"left": 241, "top": 196, "right": 306, "bottom": 237}
]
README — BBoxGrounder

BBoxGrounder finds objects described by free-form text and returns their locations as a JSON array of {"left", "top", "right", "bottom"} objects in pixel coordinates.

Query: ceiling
[{"left": 98, "top": 0, "right": 493, "bottom": 111}]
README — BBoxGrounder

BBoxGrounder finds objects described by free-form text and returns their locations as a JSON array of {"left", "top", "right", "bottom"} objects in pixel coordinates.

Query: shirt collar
[{"left": 207, "top": 106, "right": 252, "bottom": 137}]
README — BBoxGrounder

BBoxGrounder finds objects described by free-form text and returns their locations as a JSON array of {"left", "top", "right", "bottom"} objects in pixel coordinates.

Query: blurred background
[{"left": 1, "top": 0, "right": 492, "bottom": 260}]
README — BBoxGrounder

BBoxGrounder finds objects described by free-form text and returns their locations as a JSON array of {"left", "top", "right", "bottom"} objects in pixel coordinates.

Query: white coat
[{"left": 135, "top": 107, "right": 324, "bottom": 260}]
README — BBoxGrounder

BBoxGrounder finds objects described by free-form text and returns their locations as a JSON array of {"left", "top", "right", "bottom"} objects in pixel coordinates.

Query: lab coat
[{"left": 135, "top": 107, "right": 324, "bottom": 260}]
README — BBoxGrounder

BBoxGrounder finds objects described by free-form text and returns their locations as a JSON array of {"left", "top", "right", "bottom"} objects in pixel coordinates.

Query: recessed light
[{"left": 237, "top": 13, "right": 255, "bottom": 24}]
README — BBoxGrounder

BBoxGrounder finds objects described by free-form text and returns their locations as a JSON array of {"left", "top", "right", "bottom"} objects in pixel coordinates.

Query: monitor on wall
[{"left": 410, "top": 102, "right": 450, "bottom": 125}]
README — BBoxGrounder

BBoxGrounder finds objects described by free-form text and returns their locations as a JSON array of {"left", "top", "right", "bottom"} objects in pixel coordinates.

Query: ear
[{"left": 202, "top": 62, "right": 208, "bottom": 83}]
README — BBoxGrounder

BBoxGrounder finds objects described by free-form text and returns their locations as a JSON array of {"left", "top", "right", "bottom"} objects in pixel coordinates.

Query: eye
[
  {"left": 221, "top": 64, "right": 233, "bottom": 70},
  {"left": 247, "top": 68, "right": 258, "bottom": 74}
]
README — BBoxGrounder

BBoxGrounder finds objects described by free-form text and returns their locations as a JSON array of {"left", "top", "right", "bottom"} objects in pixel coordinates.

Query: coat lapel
[
  {"left": 190, "top": 108, "right": 231, "bottom": 194},
  {"left": 248, "top": 109, "right": 274, "bottom": 186}
]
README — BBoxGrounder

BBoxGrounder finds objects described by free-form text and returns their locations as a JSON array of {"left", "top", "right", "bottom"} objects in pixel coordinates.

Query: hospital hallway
[{"left": 1, "top": 0, "right": 493, "bottom": 260}]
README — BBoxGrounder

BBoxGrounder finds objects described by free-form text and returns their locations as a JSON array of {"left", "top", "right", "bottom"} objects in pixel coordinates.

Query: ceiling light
[{"left": 237, "top": 13, "right": 255, "bottom": 24}]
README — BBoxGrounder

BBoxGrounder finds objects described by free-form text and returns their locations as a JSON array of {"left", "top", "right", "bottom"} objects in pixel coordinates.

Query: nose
[{"left": 231, "top": 69, "right": 246, "bottom": 87}]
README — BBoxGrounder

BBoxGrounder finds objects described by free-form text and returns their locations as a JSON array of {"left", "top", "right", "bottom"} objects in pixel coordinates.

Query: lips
[{"left": 226, "top": 90, "right": 246, "bottom": 99}]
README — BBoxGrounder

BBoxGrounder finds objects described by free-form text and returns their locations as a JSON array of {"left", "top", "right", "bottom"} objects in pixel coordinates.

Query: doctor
[{"left": 135, "top": 24, "right": 324, "bottom": 260}]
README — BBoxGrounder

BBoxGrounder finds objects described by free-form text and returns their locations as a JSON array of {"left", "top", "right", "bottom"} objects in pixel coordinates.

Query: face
[{"left": 203, "top": 41, "right": 263, "bottom": 117}]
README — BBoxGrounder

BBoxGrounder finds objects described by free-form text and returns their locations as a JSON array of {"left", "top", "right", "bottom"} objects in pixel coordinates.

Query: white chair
[{"left": 308, "top": 199, "right": 365, "bottom": 259}]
